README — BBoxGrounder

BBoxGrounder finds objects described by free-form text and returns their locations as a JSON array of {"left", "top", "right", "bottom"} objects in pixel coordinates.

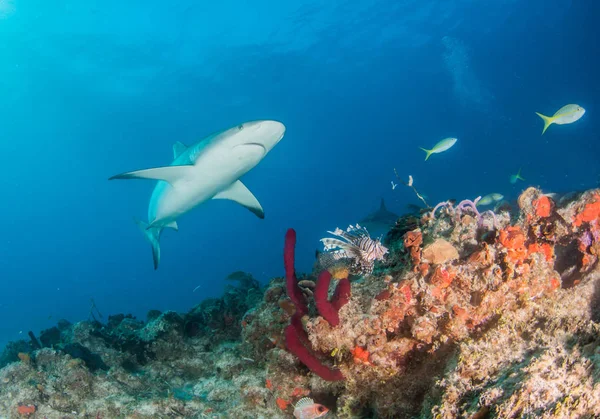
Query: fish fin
[
  {"left": 419, "top": 147, "right": 432, "bottom": 161},
  {"left": 294, "top": 397, "right": 314, "bottom": 409},
  {"left": 109, "top": 165, "right": 193, "bottom": 185},
  {"left": 517, "top": 167, "right": 525, "bottom": 181},
  {"left": 165, "top": 221, "right": 178, "bottom": 231},
  {"left": 134, "top": 219, "right": 162, "bottom": 270},
  {"left": 535, "top": 112, "right": 553, "bottom": 135},
  {"left": 320, "top": 238, "right": 350, "bottom": 251},
  {"left": 173, "top": 141, "right": 188, "bottom": 159},
  {"left": 212, "top": 180, "right": 265, "bottom": 219}
]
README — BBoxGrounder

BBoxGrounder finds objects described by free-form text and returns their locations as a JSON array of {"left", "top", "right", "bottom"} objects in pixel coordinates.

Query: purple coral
[
  {"left": 432, "top": 196, "right": 498, "bottom": 230},
  {"left": 479, "top": 210, "right": 499, "bottom": 230},
  {"left": 456, "top": 197, "right": 481, "bottom": 217},
  {"left": 431, "top": 201, "right": 454, "bottom": 219}
]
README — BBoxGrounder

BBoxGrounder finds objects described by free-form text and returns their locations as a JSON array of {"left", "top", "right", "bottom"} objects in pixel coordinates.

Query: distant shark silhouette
[
  {"left": 359, "top": 198, "right": 399, "bottom": 237},
  {"left": 110, "top": 120, "right": 286, "bottom": 269}
]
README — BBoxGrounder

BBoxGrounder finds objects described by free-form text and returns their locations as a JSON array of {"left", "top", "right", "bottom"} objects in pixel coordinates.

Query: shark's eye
[{"left": 237, "top": 124, "right": 244, "bottom": 131}]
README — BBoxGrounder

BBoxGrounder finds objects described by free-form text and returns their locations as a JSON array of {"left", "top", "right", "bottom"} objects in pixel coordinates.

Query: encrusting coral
[{"left": 1, "top": 187, "right": 600, "bottom": 418}]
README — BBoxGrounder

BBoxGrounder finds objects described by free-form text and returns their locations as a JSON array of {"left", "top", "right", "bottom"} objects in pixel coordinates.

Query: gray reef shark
[
  {"left": 110, "top": 120, "right": 286, "bottom": 269},
  {"left": 359, "top": 198, "right": 399, "bottom": 238}
]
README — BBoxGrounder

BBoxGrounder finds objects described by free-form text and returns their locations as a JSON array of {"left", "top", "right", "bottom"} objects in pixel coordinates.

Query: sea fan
[{"left": 320, "top": 224, "right": 388, "bottom": 275}]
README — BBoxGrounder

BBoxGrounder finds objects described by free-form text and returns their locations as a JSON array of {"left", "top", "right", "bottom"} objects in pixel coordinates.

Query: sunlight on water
[{"left": 0, "top": 0, "right": 14, "bottom": 18}]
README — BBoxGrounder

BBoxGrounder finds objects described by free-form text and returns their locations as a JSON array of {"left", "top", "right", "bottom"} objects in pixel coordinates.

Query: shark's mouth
[
  {"left": 234, "top": 142, "right": 267, "bottom": 158},
  {"left": 245, "top": 142, "right": 267, "bottom": 154}
]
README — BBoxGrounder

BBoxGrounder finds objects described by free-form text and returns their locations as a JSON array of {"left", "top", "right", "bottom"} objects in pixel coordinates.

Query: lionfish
[{"left": 320, "top": 224, "right": 388, "bottom": 275}]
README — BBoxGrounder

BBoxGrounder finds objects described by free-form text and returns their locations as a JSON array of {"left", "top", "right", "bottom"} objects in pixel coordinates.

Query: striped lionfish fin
[
  {"left": 330, "top": 249, "right": 350, "bottom": 260},
  {"left": 320, "top": 238, "right": 351, "bottom": 251},
  {"left": 328, "top": 228, "right": 353, "bottom": 238}
]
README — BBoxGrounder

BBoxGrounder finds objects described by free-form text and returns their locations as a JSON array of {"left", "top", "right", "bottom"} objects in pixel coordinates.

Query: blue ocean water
[{"left": 0, "top": 0, "right": 597, "bottom": 349}]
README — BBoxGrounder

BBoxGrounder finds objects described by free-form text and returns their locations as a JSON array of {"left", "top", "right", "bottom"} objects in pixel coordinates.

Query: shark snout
[
  {"left": 265, "top": 120, "right": 286, "bottom": 142},
  {"left": 246, "top": 120, "right": 286, "bottom": 151}
]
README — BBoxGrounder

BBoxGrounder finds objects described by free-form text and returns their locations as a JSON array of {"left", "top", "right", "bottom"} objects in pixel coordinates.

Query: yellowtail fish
[
  {"left": 420, "top": 137, "right": 457, "bottom": 161},
  {"left": 535, "top": 104, "right": 585, "bottom": 135},
  {"left": 293, "top": 397, "right": 329, "bottom": 419},
  {"left": 476, "top": 193, "right": 504, "bottom": 206},
  {"left": 510, "top": 168, "right": 525, "bottom": 184}
]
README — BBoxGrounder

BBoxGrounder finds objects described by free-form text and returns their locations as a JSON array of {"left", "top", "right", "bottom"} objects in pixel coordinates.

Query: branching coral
[{"left": 432, "top": 196, "right": 498, "bottom": 230}]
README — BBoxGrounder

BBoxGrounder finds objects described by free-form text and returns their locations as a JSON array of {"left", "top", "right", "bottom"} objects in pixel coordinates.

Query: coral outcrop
[{"left": 1, "top": 187, "right": 600, "bottom": 418}]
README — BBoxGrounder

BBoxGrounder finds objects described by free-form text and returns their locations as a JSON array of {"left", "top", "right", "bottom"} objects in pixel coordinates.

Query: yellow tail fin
[
  {"left": 419, "top": 147, "right": 432, "bottom": 161},
  {"left": 535, "top": 112, "right": 553, "bottom": 135}
]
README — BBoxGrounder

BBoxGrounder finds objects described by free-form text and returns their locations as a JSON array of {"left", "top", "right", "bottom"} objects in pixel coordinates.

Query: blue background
[{"left": 0, "top": 0, "right": 597, "bottom": 348}]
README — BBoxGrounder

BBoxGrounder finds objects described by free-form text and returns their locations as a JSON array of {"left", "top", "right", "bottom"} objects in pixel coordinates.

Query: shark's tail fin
[{"left": 134, "top": 219, "right": 162, "bottom": 270}]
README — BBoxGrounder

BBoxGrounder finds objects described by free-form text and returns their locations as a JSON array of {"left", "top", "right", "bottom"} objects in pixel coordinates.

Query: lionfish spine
[{"left": 320, "top": 238, "right": 351, "bottom": 251}]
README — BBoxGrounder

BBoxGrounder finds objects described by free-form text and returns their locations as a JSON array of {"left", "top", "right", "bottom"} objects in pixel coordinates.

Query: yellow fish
[
  {"left": 477, "top": 193, "right": 504, "bottom": 206},
  {"left": 420, "top": 137, "right": 457, "bottom": 161},
  {"left": 535, "top": 104, "right": 585, "bottom": 135},
  {"left": 510, "top": 168, "right": 524, "bottom": 184}
]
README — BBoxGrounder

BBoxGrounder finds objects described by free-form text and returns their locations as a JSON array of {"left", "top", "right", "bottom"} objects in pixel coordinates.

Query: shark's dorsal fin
[
  {"left": 173, "top": 141, "right": 188, "bottom": 159},
  {"left": 109, "top": 165, "right": 193, "bottom": 185},
  {"left": 380, "top": 198, "right": 386, "bottom": 211},
  {"left": 212, "top": 180, "right": 265, "bottom": 219}
]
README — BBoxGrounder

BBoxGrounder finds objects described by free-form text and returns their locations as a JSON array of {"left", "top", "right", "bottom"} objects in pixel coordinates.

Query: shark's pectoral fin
[
  {"left": 213, "top": 180, "right": 265, "bottom": 219},
  {"left": 165, "top": 221, "right": 178, "bottom": 231},
  {"left": 173, "top": 141, "right": 188, "bottom": 159},
  {"left": 134, "top": 218, "right": 162, "bottom": 270},
  {"left": 109, "top": 165, "right": 193, "bottom": 185}
]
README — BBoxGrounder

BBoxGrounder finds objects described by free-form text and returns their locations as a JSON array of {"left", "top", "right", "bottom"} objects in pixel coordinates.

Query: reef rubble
[{"left": 1, "top": 187, "right": 600, "bottom": 418}]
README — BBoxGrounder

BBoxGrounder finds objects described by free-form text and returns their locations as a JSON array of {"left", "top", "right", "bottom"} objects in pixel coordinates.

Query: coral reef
[
  {"left": 1, "top": 187, "right": 600, "bottom": 418},
  {"left": 245, "top": 187, "right": 600, "bottom": 417}
]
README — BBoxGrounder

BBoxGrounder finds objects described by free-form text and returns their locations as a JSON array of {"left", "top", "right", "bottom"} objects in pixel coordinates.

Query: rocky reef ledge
[{"left": 1, "top": 187, "right": 599, "bottom": 418}]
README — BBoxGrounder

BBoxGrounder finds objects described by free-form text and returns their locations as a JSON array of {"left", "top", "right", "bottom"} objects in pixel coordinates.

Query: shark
[
  {"left": 358, "top": 198, "right": 399, "bottom": 238},
  {"left": 110, "top": 120, "right": 286, "bottom": 269}
]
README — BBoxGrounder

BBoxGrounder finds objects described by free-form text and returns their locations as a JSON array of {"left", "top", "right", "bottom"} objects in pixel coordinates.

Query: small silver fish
[
  {"left": 420, "top": 137, "right": 457, "bottom": 161},
  {"left": 535, "top": 104, "right": 585, "bottom": 135}
]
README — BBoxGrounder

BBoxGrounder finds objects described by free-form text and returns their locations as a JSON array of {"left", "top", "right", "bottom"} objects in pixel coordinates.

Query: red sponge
[{"left": 314, "top": 271, "right": 351, "bottom": 326}]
